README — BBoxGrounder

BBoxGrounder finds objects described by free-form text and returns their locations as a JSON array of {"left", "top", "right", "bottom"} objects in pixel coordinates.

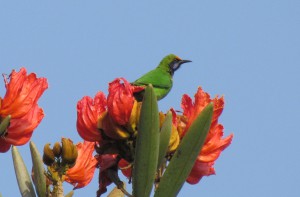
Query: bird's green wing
[{"left": 132, "top": 69, "right": 172, "bottom": 89}]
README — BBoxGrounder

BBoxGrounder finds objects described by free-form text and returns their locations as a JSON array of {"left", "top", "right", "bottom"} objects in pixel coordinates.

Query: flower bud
[
  {"left": 52, "top": 142, "right": 62, "bottom": 158},
  {"left": 61, "top": 138, "right": 78, "bottom": 166},
  {"left": 43, "top": 143, "right": 55, "bottom": 166}
]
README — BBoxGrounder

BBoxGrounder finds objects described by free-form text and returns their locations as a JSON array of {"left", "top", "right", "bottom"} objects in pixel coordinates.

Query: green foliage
[
  {"left": 11, "top": 146, "right": 36, "bottom": 197},
  {"left": 133, "top": 85, "right": 160, "bottom": 197},
  {"left": 30, "top": 142, "right": 46, "bottom": 197}
]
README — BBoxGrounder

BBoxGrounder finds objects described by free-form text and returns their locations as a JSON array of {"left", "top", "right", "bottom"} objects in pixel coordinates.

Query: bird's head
[{"left": 158, "top": 54, "right": 191, "bottom": 76}]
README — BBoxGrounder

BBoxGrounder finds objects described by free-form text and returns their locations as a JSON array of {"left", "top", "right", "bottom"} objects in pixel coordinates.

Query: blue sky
[{"left": 0, "top": 1, "right": 300, "bottom": 196}]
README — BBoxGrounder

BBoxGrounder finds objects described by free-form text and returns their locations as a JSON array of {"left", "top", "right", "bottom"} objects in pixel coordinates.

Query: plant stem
[{"left": 51, "top": 179, "right": 64, "bottom": 197}]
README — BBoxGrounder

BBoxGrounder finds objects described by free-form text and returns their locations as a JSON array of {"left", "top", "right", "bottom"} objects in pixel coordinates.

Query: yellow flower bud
[
  {"left": 52, "top": 142, "right": 62, "bottom": 158},
  {"left": 43, "top": 143, "right": 55, "bottom": 166},
  {"left": 61, "top": 138, "right": 78, "bottom": 166}
]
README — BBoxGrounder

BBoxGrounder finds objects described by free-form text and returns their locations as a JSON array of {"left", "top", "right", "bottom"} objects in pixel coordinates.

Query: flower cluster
[
  {"left": 75, "top": 78, "right": 145, "bottom": 195},
  {"left": 116, "top": 87, "right": 234, "bottom": 184},
  {"left": 0, "top": 68, "right": 48, "bottom": 153},
  {"left": 0, "top": 67, "right": 232, "bottom": 196},
  {"left": 73, "top": 77, "right": 233, "bottom": 196}
]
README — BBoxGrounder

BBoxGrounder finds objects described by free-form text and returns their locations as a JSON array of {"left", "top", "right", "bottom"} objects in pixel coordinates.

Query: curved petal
[
  {"left": 65, "top": 141, "right": 98, "bottom": 189},
  {"left": 199, "top": 124, "right": 233, "bottom": 162},
  {"left": 4, "top": 105, "right": 44, "bottom": 146},
  {"left": 181, "top": 87, "right": 211, "bottom": 136},
  {"left": 186, "top": 161, "right": 215, "bottom": 184},
  {"left": 76, "top": 92, "right": 106, "bottom": 142}
]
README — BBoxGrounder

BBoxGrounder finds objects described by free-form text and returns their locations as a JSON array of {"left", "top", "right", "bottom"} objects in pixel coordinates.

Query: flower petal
[
  {"left": 4, "top": 105, "right": 44, "bottom": 146},
  {"left": 76, "top": 92, "right": 106, "bottom": 142},
  {"left": 65, "top": 141, "right": 98, "bottom": 189},
  {"left": 107, "top": 78, "right": 135, "bottom": 126}
]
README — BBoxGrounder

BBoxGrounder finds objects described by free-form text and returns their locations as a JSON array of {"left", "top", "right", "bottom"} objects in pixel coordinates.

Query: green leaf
[
  {"left": 11, "top": 146, "right": 36, "bottom": 197},
  {"left": 157, "top": 111, "right": 172, "bottom": 169},
  {"left": 65, "top": 190, "right": 74, "bottom": 197},
  {"left": 0, "top": 115, "right": 11, "bottom": 136},
  {"left": 154, "top": 103, "right": 214, "bottom": 197},
  {"left": 29, "top": 141, "right": 46, "bottom": 197},
  {"left": 133, "top": 85, "right": 160, "bottom": 197}
]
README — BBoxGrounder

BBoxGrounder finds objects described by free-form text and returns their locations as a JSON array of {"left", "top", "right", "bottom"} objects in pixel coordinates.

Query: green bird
[{"left": 132, "top": 54, "right": 191, "bottom": 101}]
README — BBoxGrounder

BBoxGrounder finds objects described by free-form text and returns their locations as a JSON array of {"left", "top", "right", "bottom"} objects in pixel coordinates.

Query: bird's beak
[
  {"left": 179, "top": 60, "right": 192, "bottom": 64},
  {"left": 171, "top": 59, "right": 192, "bottom": 72}
]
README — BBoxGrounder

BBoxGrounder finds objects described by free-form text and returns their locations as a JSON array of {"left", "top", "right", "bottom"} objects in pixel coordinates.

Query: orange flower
[
  {"left": 0, "top": 68, "right": 48, "bottom": 153},
  {"left": 179, "top": 87, "right": 233, "bottom": 184},
  {"left": 76, "top": 92, "right": 106, "bottom": 142},
  {"left": 107, "top": 78, "right": 143, "bottom": 126},
  {"left": 77, "top": 78, "right": 143, "bottom": 141},
  {"left": 65, "top": 141, "right": 98, "bottom": 189}
]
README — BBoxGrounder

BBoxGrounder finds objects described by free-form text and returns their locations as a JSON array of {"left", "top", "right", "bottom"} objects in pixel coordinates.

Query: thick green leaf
[
  {"left": 65, "top": 190, "right": 74, "bottom": 197},
  {"left": 133, "top": 85, "right": 160, "bottom": 197},
  {"left": 157, "top": 111, "right": 172, "bottom": 169},
  {"left": 29, "top": 141, "right": 46, "bottom": 197},
  {"left": 11, "top": 146, "right": 36, "bottom": 197},
  {"left": 0, "top": 115, "right": 11, "bottom": 136},
  {"left": 154, "top": 103, "right": 214, "bottom": 197}
]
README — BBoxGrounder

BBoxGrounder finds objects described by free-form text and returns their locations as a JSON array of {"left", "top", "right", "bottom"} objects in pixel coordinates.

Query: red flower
[
  {"left": 107, "top": 78, "right": 143, "bottom": 126},
  {"left": 180, "top": 87, "right": 233, "bottom": 184},
  {"left": 0, "top": 68, "right": 48, "bottom": 153},
  {"left": 76, "top": 92, "right": 106, "bottom": 142},
  {"left": 65, "top": 141, "right": 98, "bottom": 189}
]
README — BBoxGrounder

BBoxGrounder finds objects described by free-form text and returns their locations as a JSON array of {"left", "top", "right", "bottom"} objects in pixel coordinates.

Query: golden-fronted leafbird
[{"left": 132, "top": 54, "right": 191, "bottom": 101}]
